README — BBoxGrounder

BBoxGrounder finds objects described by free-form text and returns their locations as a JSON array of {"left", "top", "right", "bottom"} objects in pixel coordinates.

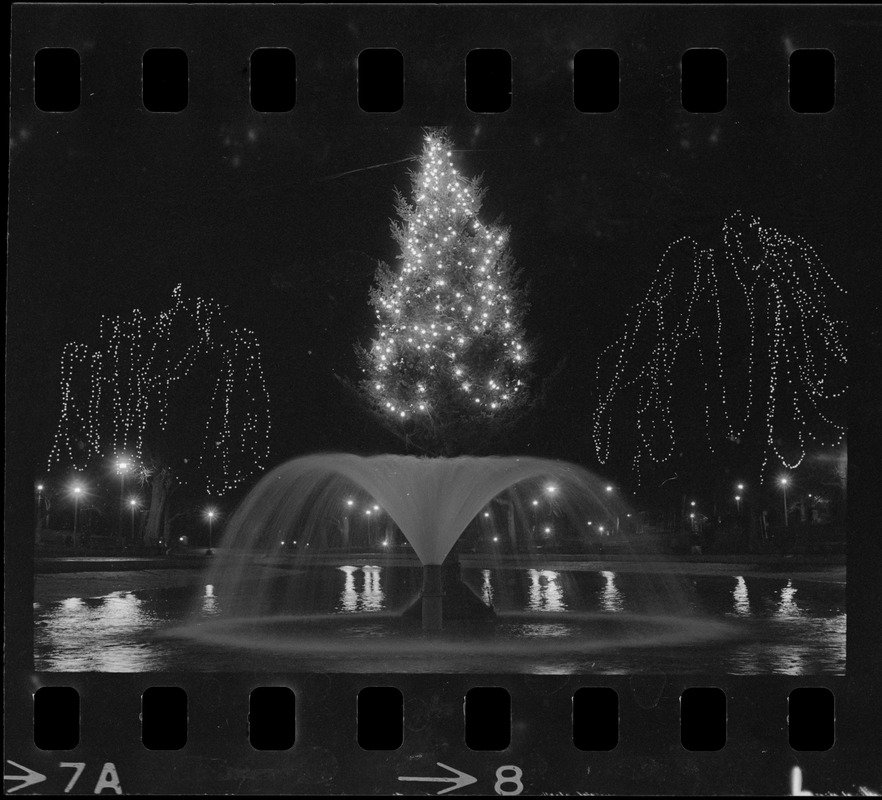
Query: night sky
[{"left": 8, "top": 5, "right": 881, "bottom": 495}]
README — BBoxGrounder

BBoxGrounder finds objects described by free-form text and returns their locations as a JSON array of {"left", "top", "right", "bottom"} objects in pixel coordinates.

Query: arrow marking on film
[
  {"left": 4, "top": 761, "right": 48, "bottom": 794},
  {"left": 398, "top": 762, "right": 478, "bottom": 795}
]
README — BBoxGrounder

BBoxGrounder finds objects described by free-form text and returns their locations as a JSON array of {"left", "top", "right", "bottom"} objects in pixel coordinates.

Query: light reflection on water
[
  {"left": 481, "top": 569, "right": 494, "bottom": 606},
  {"left": 338, "top": 565, "right": 385, "bottom": 612},
  {"left": 527, "top": 569, "right": 567, "bottom": 612},
  {"left": 600, "top": 570, "right": 624, "bottom": 613},
  {"left": 33, "top": 568, "right": 846, "bottom": 674},
  {"left": 732, "top": 577, "right": 750, "bottom": 617},
  {"left": 776, "top": 579, "right": 801, "bottom": 618},
  {"left": 202, "top": 584, "right": 219, "bottom": 616},
  {"left": 38, "top": 591, "right": 162, "bottom": 671}
]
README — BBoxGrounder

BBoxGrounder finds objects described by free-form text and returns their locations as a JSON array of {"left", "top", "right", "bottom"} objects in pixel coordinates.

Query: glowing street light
[
  {"left": 71, "top": 484, "right": 83, "bottom": 548},
  {"left": 116, "top": 458, "right": 131, "bottom": 545},
  {"left": 735, "top": 495, "right": 742, "bottom": 514},
  {"left": 779, "top": 477, "right": 790, "bottom": 527},
  {"left": 545, "top": 484, "right": 558, "bottom": 496},
  {"left": 605, "top": 485, "right": 613, "bottom": 494},
  {"left": 129, "top": 497, "right": 140, "bottom": 544},
  {"left": 34, "top": 482, "right": 45, "bottom": 532},
  {"left": 205, "top": 508, "right": 217, "bottom": 555}
]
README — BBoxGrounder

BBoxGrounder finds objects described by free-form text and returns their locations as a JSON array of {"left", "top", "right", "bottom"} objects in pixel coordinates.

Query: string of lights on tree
[
  {"left": 47, "top": 284, "right": 271, "bottom": 496},
  {"left": 360, "top": 130, "right": 531, "bottom": 439},
  {"left": 593, "top": 211, "right": 846, "bottom": 480}
]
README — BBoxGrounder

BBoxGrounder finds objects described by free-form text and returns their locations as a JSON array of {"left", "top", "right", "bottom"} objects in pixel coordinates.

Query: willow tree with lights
[
  {"left": 593, "top": 211, "right": 847, "bottom": 501},
  {"left": 47, "top": 285, "right": 272, "bottom": 547},
  {"left": 358, "top": 131, "right": 533, "bottom": 456}
]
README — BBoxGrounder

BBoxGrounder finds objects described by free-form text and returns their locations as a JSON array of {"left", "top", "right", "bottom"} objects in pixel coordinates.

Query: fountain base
[{"left": 403, "top": 561, "right": 495, "bottom": 631}]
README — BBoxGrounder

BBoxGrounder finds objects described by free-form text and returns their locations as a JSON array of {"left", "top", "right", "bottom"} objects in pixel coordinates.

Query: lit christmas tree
[{"left": 358, "top": 130, "right": 532, "bottom": 455}]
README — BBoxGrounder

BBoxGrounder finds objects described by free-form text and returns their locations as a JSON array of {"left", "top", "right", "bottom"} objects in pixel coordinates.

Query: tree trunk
[{"left": 144, "top": 467, "right": 174, "bottom": 548}]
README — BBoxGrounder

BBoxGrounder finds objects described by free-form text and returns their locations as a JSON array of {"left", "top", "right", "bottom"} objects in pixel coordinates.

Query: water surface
[{"left": 33, "top": 565, "right": 845, "bottom": 674}]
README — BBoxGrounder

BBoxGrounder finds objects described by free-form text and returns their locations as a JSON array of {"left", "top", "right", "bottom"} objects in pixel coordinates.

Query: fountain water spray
[{"left": 206, "top": 453, "right": 626, "bottom": 631}]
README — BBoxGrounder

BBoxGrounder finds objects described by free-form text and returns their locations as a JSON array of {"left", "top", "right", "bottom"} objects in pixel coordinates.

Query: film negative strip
[{"left": 7, "top": 3, "right": 882, "bottom": 795}]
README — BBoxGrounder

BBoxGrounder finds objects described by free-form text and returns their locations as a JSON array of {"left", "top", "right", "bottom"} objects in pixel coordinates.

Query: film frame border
[{"left": 7, "top": 3, "right": 881, "bottom": 795}]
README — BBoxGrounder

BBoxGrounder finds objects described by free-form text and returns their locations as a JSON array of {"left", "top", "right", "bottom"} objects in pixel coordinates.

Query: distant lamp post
[
  {"left": 779, "top": 477, "right": 790, "bottom": 527},
  {"left": 735, "top": 495, "right": 742, "bottom": 514},
  {"left": 605, "top": 485, "right": 613, "bottom": 494},
  {"left": 116, "top": 459, "right": 130, "bottom": 545},
  {"left": 205, "top": 508, "right": 217, "bottom": 555},
  {"left": 71, "top": 484, "right": 83, "bottom": 549},
  {"left": 35, "top": 483, "right": 45, "bottom": 532},
  {"left": 129, "top": 498, "right": 139, "bottom": 545}
]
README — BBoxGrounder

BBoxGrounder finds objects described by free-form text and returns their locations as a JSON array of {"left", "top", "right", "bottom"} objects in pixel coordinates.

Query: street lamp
[
  {"left": 779, "top": 477, "right": 790, "bottom": 527},
  {"left": 129, "top": 498, "right": 139, "bottom": 545},
  {"left": 35, "top": 483, "right": 45, "bottom": 533},
  {"left": 116, "top": 459, "right": 130, "bottom": 546},
  {"left": 71, "top": 484, "right": 83, "bottom": 549},
  {"left": 735, "top": 495, "right": 742, "bottom": 514},
  {"left": 205, "top": 508, "right": 217, "bottom": 555},
  {"left": 605, "top": 485, "right": 613, "bottom": 494}
]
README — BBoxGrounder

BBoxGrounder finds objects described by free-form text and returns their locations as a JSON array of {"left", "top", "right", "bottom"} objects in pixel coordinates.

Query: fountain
[{"left": 204, "top": 453, "right": 628, "bottom": 631}]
